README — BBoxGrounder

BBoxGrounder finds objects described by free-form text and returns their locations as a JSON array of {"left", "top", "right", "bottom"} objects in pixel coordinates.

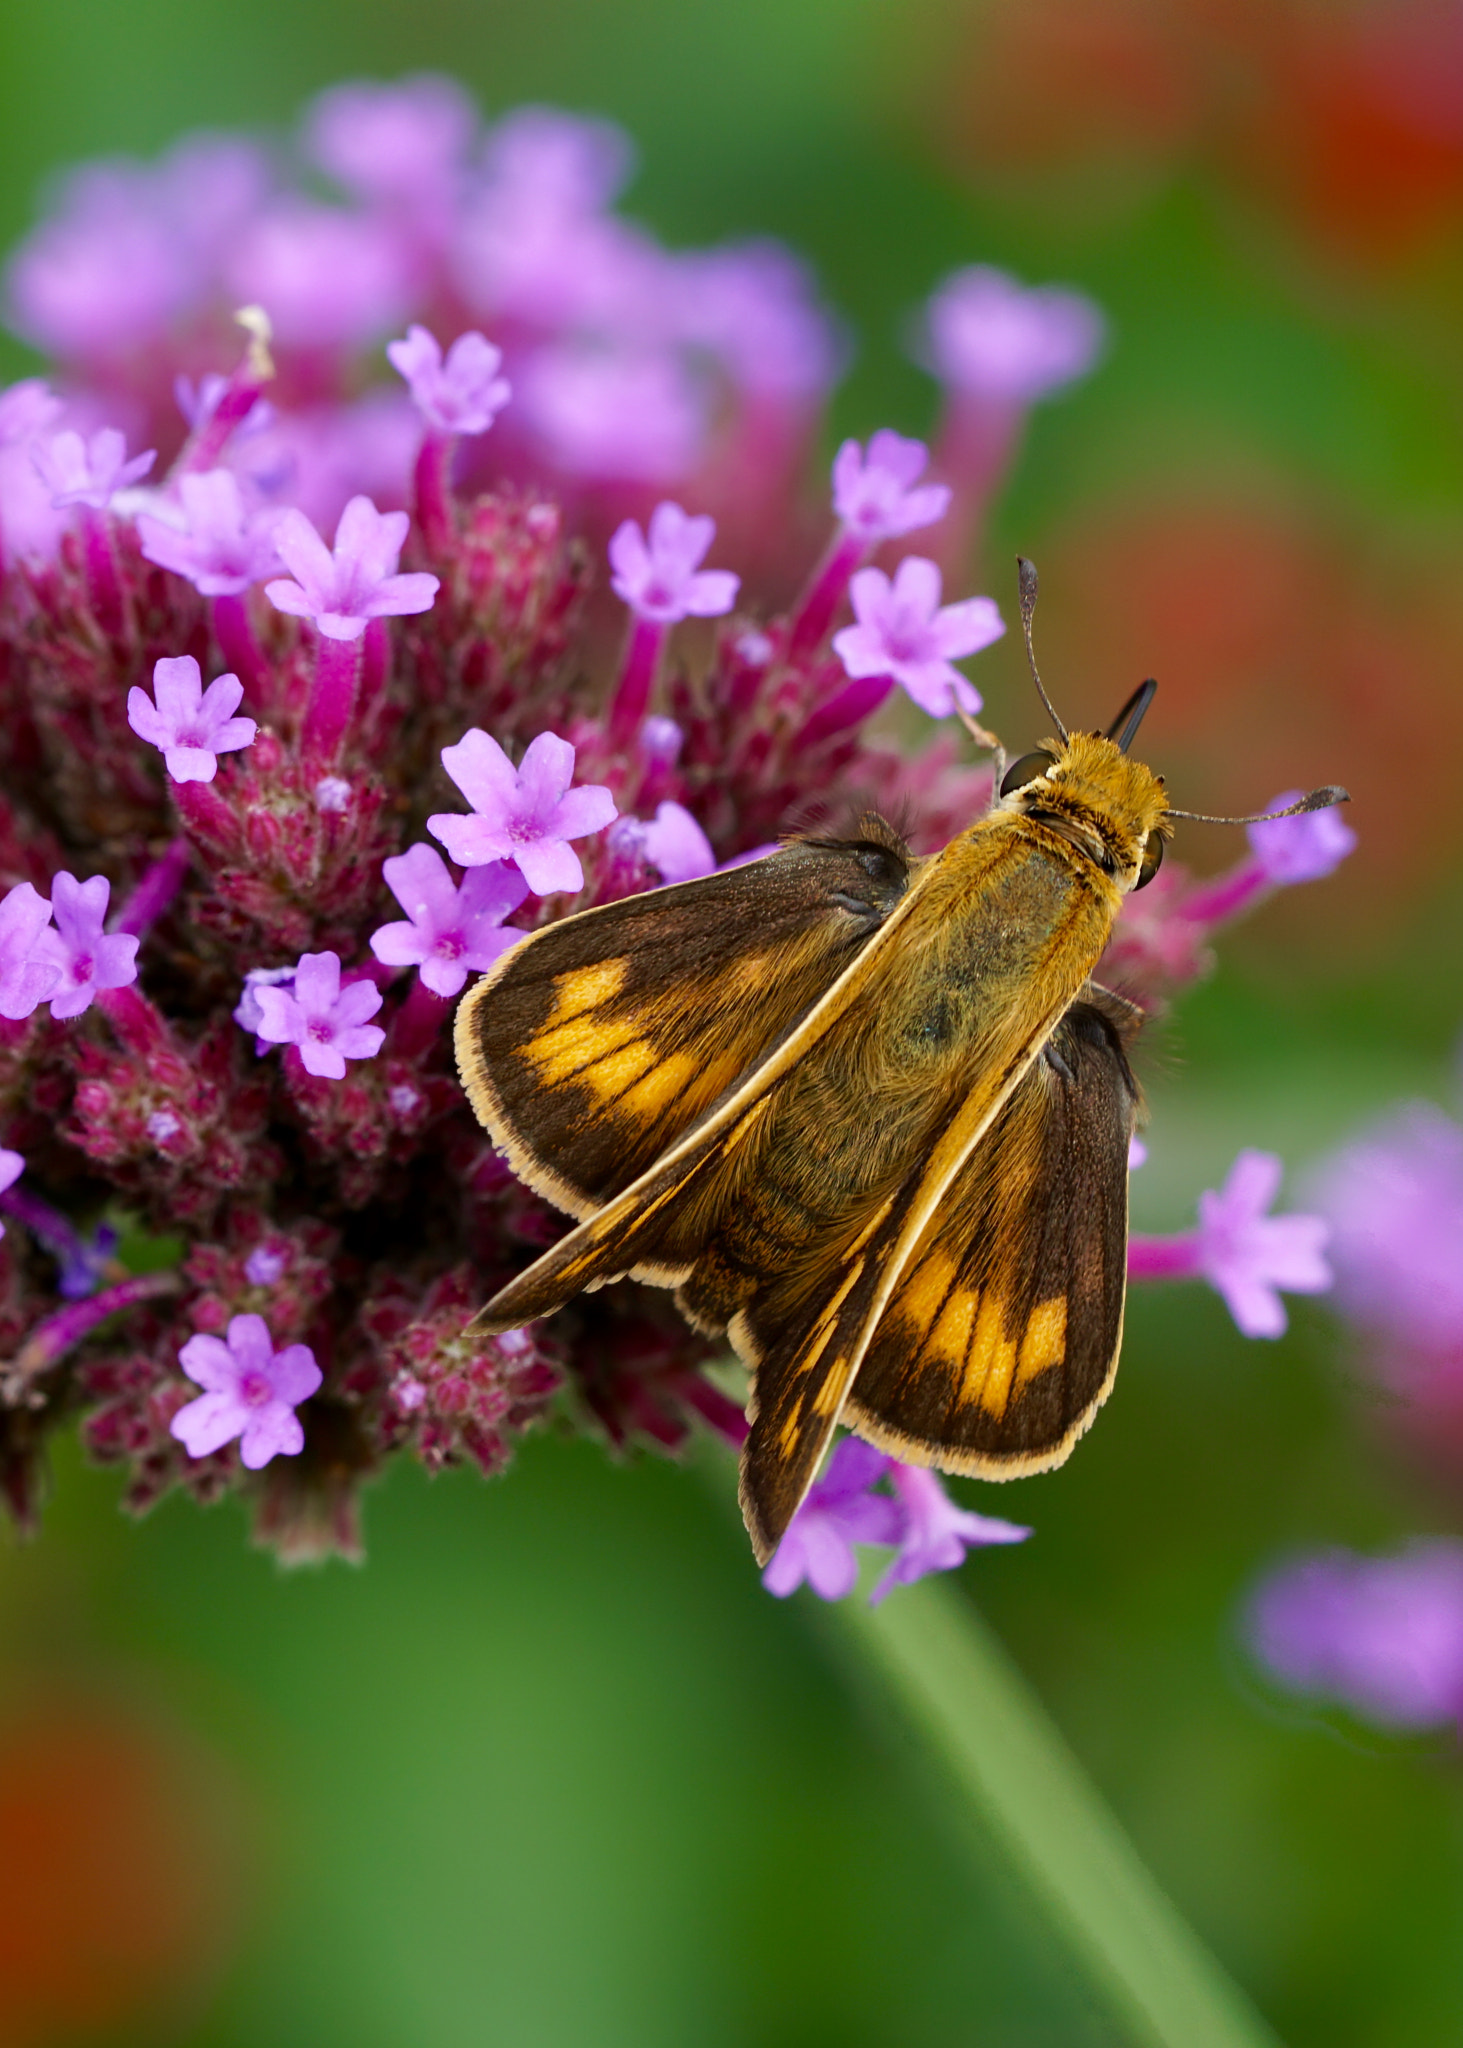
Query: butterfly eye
[
  {"left": 1000, "top": 749, "right": 1056, "bottom": 797},
  {"left": 1135, "top": 833, "right": 1164, "bottom": 889}
]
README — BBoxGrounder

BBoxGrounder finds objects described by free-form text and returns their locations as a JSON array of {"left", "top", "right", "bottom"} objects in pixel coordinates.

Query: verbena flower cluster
[{"left": 0, "top": 79, "right": 1346, "bottom": 1588}]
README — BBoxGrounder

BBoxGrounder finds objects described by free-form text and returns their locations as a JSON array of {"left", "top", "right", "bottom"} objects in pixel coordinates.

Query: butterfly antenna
[
  {"left": 1167, "top": 785, "right": 1351, "bottom": 825},
  {"left": 1107, "top": 678, "right": 1158, "bottom": 753},
  {"left": 1016, "top": 557, "right": 1069, "bottom": 742}
]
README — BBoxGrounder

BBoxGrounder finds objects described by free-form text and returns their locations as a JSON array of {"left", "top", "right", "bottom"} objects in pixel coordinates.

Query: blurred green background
[{"left": 3, "top": 2, "right": 1463, "bottom": 2043}]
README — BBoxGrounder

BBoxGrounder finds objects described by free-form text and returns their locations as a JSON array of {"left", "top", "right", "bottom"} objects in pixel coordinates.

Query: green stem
[{"left": 829, "top": 1578, "right": 1280, "bottom": 2048}]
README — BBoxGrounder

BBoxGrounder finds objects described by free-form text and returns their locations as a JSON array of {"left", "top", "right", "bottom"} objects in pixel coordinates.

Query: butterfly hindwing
[
  {"left": 843, "top": 986, "right": 1141, "bottom": 1477},
  {"left": 455, "top": 821, "right": 913, "bottom": 1220}
]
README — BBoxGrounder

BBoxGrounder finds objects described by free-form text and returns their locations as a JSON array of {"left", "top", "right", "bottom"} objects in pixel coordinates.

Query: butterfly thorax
[{"left": 1000, "top": 730, "right": 1169, "bottom": 889}]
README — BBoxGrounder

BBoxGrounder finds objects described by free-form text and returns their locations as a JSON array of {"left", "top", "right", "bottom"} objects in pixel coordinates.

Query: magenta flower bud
[
  {"left": 31, "top": 425, "right": 154, "bottom": 509},
  {"left": 250, "top": 950, "right": 385, "bottom": 1079},
  {"left": 870, "top": 1464, "right": 1030, "bottom": 1606},
  {"left": 171, "top": 1312, "right": 323, "bottom": 1469},
  {"left": 127, "top": 655, "right": 257, "bottom": 783},
  {"left": 34, "top": 873, "right": 140, "bottom": 1020},
  {"left": 370, "top": 844, "right": 528, "bottom": 998},
  {"left": 924, "top": 266, "right": 1105, "bottom": 402},
  {"left": 0, "top": 1148, "right": 23, "bottom": 1239},
  {"left": 832, "top": 558, "right": 1004, "bottom": 719},
  {"left": 830, "top": 430, "right": 951, "bottom": 543},
  {"left": 429, "top": 729, "right": 617, "bottom": 897},
  {"left": 1246, "top": 790, "right": 1358, "bottom": 885},
  {"left": 608, "top": 501, "right": 739, "bottom": 624},
  {"left": 387, "top": 325, "right": 511, "bottom": 436},
  {"left": 266, "top": 494, "right": 439, "bottom": 641},
  {"left": 0, "top": 882, "right": 60, "bottom": 1020},
  {"left": 137, "top": 469, "right": 284, "bottom": 595}
]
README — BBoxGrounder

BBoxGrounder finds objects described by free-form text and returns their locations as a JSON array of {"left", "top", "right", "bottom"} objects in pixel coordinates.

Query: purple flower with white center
[
  {"left": 387, "top": 325, "right": 511, "bottom": 436},
  {"left": 127, "top": 655, "right": 257, "bottom": 783},
  {"left": 33, "top": 872, "right": 139, "bottom": 1020},
  {"left": 1247, "top": 790, "right": 1359, "bottom": 886},
  {"left": 170, "top": 1312, "right": 323, "bottom": 1469},
  {"left": 250, "top": 950, "right": 385, "bottom": 1080},
  {"left": 610, "top": 802, "right": 715, "bottom": 885},
  {"left": 924, "top": 266, "right": 1105, "bottom": 401},
  {"left": 0, "top": 881, "right": 60, "bottom": 1021},
  {"left": 831, "top": 430, "right": 950, "bottom": 543},
  {"left": 370, "top": 844, "right": 528, "bottom": 998},
  {"left": 0, "top": 1150, "right": 23, "bottom": 1239},
  {"left": 31, "top": 425, "right": 154, "bottom": 509},
  {"left": 266, "top": 494, "right": 439, "bottom": 640},
  {"left": 832, "top": 557, "right": 1004, "bottom": 719},
  {"left": 1245, "top": 1541, "right": 1463, "bottom": 1732},
  {"left": 136, "top": 469, "right": 284, "bottom": 595},
  {"left": 871, "top": 1464, "right": 1030, "bottom": 1606},
  {"left": 608, "top": 502, "right": 739, "bottom": 624},
  {"left": 1196, "top": 1151, "right": 1332, "bottom": 1338},
  {"left": 763, "top": 1439, "right": 903, "bottom": 1600},
  {"left": 429, "top": 729, "right": 617, "bottom": 897}
]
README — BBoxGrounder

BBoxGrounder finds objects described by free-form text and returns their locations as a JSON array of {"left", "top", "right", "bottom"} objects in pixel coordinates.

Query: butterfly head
[{"left": 999, "top": 729, "right": 1170, "bottom": 891}]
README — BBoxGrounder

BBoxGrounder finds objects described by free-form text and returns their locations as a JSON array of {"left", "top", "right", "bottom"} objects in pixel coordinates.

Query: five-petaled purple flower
[
  {"left": 171, "top": 1312, "right": 323, "bottom": 1469},
  {"left": 387, "top": 325, "right": 512, "bottom": 436},
  {"left": 251, "top": 950, "right": 385, "bottom": 1079},
  {"left": 607, "top": 501, "right": 740, "bottom": 624},
  {"left": 0, "top": 1149, "right": 23, "bottom": 1239},
  {"left": 1247, "top": 790, "right": 1359, "bottom": 886},
  {"left": 137, "top": 468, "right": 284, "bottom": 595},
  {"left": 832, "top": 557, "right": 1004, "bottom": 719},
  {"left": 1245, "top": 1541, "right": 1463, "bottom": 1733},
  {"left": 33, "top": 872, "right": 139, "bottom": 1019},
  {"left": 1196, "top": 1151, "right": 1332, "bottom": 1338},
  {"left": 0, "top": 881, "right": 59, "bottom": 1020},
  {"left": 266, "top": 494, "right": 439, "bottom": 640},
  {"left": 925, "top": 266, "right": 1105, "bottom": 402},
  {"left": 429, "top": 729, "right": 617, "bottom": 896},
  {"left": 128, "top": 654, "right": 257, "bottom": 783},
  {"left": 370, "top": 844, "right": 528, "bottom": 998},
  {"left": 763, "top": 1440, "right": 903, "bottom": 1600},
  {"left": 31, "top": 425, "right": 154, "bottom": 508},
  {"left": 830, "top": 430, "right": 950, "bottom": 543},
  {"left": 871, "top": 1462, "right": 1030, "bottom": 1605}
]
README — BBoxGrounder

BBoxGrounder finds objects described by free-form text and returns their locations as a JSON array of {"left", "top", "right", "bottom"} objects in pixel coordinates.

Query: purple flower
[
  {"left": 33, "top": 873, "right": 139, "bottom": 1020},
  {"left": 0, "top": 379, "right": 62, "bottom": 445},
  {"left": 305, "top": 75, "right": 477, "bottom": 209},
  {"left": 233, "top": 965, "right": 295, "bottom": 1041},
  {"left": 0, "top": 882, "right": 60, "bottom": 1021},
  {"left": 251, "top": 950, "right": 385, "bottom": 1079},
  {"left": 387, "top": 325, "right": 511, "bottom": 436},
  {"left": 517, "top": 344, "right": 706, "bottom": 483},
  {"left": 608, "top": 501, "right": 739, "bottom": 624},
  {"left": 832, "top": 557, "right": 1004, "bottom": 719},
  {"left": 225, "top": 201, "right": 410, "bottom": 351},
  {"left": 171, "top": 1312, "right": 323, "bottom": 1469},
  {"left": 611, "top": 801, "right": 716, "bottom": 885},
  {"left": 672, "top": 241, "right": 839, "bottom": 399},
  {"left": 763, "top": 1439, "right": 903, "bottom": 1600},
  {"left": 31, "top": 426, "right": 154, "bottom": 509},
  {"left": 871, "top": 1464, "right": 1030, "bottom": 1605},
  {"left": 136, "top": 469, "right": 284, "bottom": 595},
  {"left": 266, "top": 494, "right": 439, "bottom": 640},
  {"left": 830, "top": 430, "right": 950, "bottom": 543},
  {"left": 0, "top": 1149, "right": 23, "bottom": 1239},
  {"left": 429, "top": 729, "right": 617, "bottom": 896},
  {"left": 244, "top": 1243, "right": 288, "bottom": 1287},
  {"left": 1247, "top": 790, "right": 1358, "bottom": 886},
  {"left": 1245, "top": 1541, "right": 1463, "bottom": 1732},
  {"left": 924, "top": 266, "right": 1105, "bottom": 402},
  {"left": 1196, "top": 1151, "right": 1332, "bottom": 1339},
  {"left": 127, "top": 654, "right": 257, "bottom": 783},
  {"left": 370, "top": 844, "right": 528, "bottom": 998}
]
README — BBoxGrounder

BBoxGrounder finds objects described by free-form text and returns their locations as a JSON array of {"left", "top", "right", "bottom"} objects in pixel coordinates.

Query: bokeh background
[{"left": 2, "top": 1, "right": 1462, "bottom": 2042}]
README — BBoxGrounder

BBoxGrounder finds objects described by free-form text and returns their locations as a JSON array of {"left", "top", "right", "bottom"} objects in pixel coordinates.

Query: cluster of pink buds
[{"left": 0, "top": 79, "right": 1351, "bottom": 1594}]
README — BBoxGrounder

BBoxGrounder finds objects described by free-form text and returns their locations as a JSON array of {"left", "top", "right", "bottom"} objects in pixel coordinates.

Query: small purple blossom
[
  {"left": 266, "top": 494, "right": 439, "bottom": 641},
  {"left": 763, "top": 1440, "right": 903, "bottom": 1600},
  {"left": 315, "top": 776, "right": 352, "bottom": 813},
  {"left": 1245, "top": 1541, "right": 1463, "bottom": 1732},
  {"left": 429, "top": 729, "right": 617, "bottom": 896},
  {"left": 387, "top": 325, "right": 511, "bottom": 436},
  {"left": 305, "top": 75, "right": 477, "bottom": 209},
  {"left": 244, "top": 1244, "right": 289, "bottom": 1287},
  {"left": 127, "top": 654, "right": 257, "bottom": 783},
  {"left": 171, "top": 1312, "right": 323, "bottom": 1469},
  {"left": 1197, "top": 1151, "right": 1332, "bottom": 1339},
  {"left": 251, "top": 951, "right": 385, "bottom": 1079},
  {"left": 33, "top": 873, "right": 139, "bottom": 1020},
  {"left": 31, "top": 425, "right": 154, "bottom": 509},
  {"left": 830, "top": 430, "right": 950, "bottom": 543},
  {"left": 832, "top": 557, "right": 1004, "bottom": 719},
  {"left": 608, "top": 502, "right": 740, "bottom": 624},
  {"left": 612, "top": 801, "right": 716, "bottom": 885},
  {"left": 1247, "top": 790, "right": 1358, "bottom": 886},
  {"left": 924, "top": 266, "right": 1105, "bottom": 402},
  {"left": 225, "top": 201, "right": 410, "bottom": 351},
  {"left": 136, "top": 468, "right": 283, "bottom": 595},
  {"left": 871, "top": 1463, "right": 1030, "bottom": 1605},
  {"left": 147, "top": 1110, "right": 182, "bottom": 1146},
  {"left": 0, "top": 1149, "right": 23, "bottom": 1239},
  {"left": 0, "top": 881, "right": 60, "bottom": 1021},
  {"left": 517, "top": 344, "right": 706, "bottom": 482},
  {"left": 370, "top": 843, "right": 528, "bottom": 998},
  {"left": 233, "top": 965, "right": 295, "bottom": 1040}
]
